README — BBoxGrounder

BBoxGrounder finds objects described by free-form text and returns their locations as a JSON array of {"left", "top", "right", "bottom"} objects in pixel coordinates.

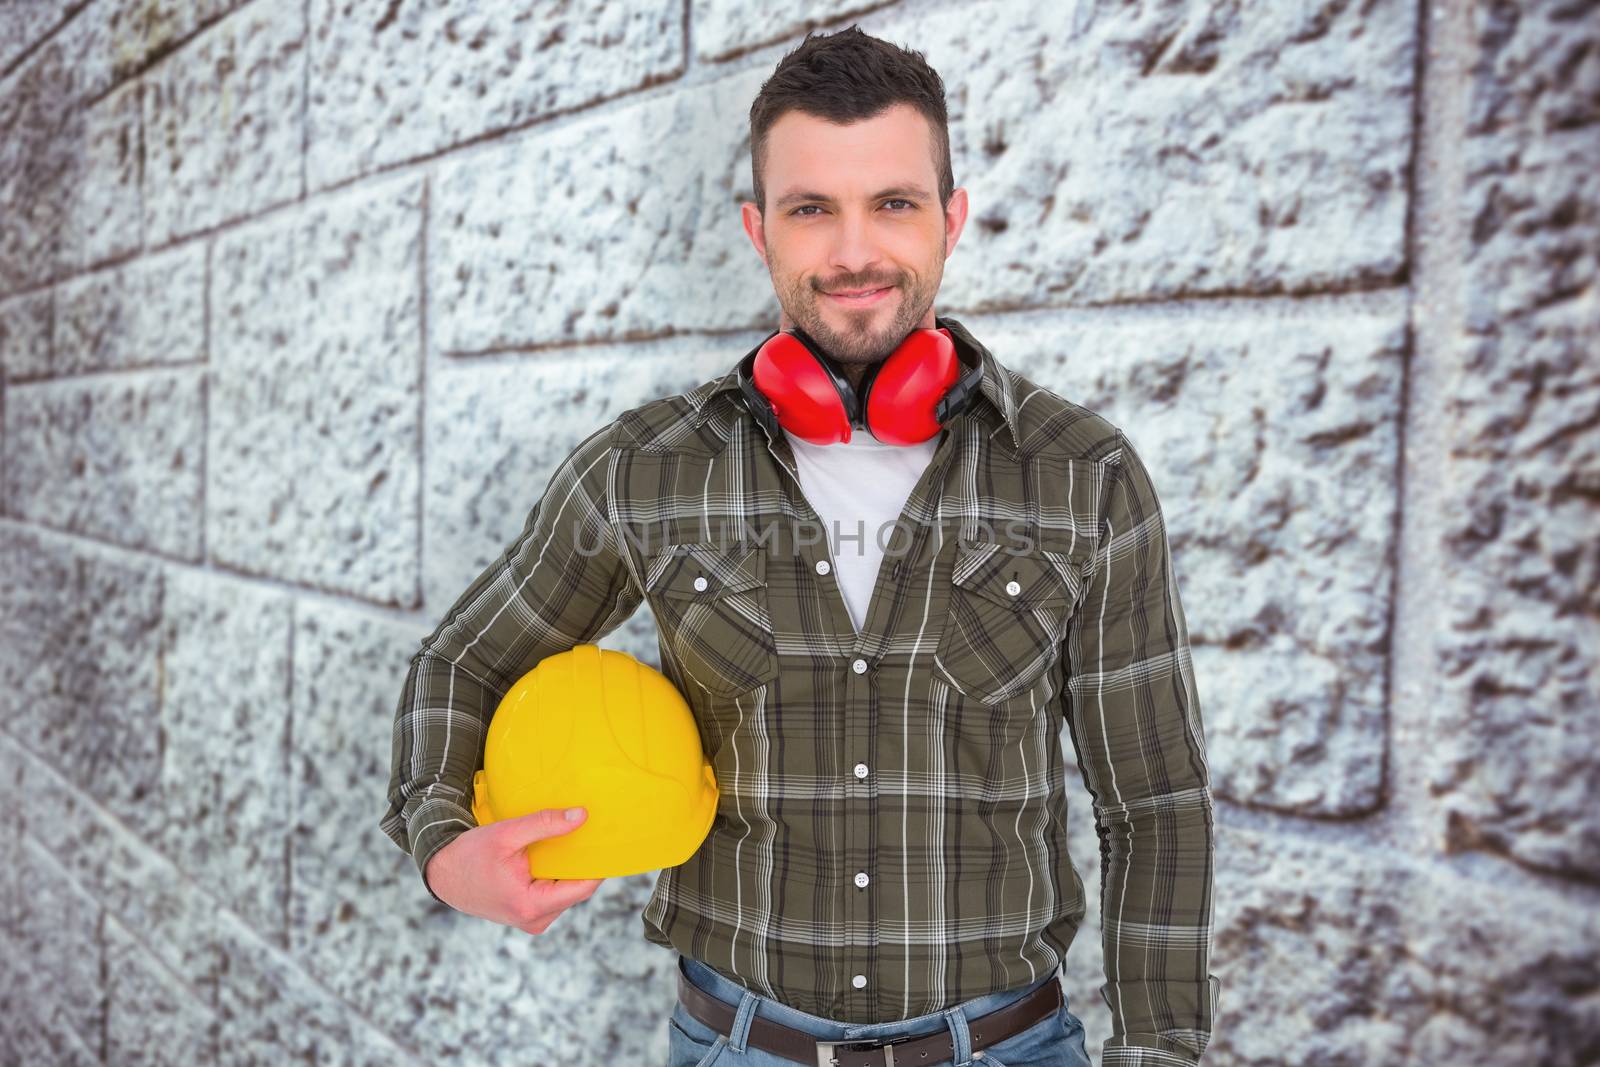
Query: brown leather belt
[{"left": 676, "top": 967, "right": 1063, "bottom": 1067}]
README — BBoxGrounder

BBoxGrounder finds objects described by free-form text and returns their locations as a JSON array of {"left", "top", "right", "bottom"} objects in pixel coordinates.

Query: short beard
[{"left": 786, "top": 283, "right": 931, "bottom": 368}]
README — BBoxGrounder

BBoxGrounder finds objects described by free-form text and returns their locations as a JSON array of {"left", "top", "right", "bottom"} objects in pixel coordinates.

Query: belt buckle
[{"left": 815, "top": 1035, "right": 905, "bottom": 1066}]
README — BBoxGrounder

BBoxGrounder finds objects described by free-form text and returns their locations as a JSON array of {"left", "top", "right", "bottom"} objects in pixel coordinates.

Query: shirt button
[
  {"left": 854, "top": 872, "right": 869, "bottom": 888},
  {"left": 852, "top": 974, "right": 867, "bottom": 989},
  {"left": 693, "top": 575, "right": 709, "bottom": 592},
  {"left": 1005, "top": 579, "right": 1021, "bottom": 596},
  {"left": 816, "top": 559, "right": 831, "bottom": 576},
  {"left": 854, "top": 763, "right": 868, "bottom": 778},
  {"left": 852, "top": 658, "right": 868, "bottom": 674}
]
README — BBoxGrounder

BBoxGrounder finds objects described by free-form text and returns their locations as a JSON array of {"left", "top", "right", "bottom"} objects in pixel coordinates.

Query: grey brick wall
[{"left": 1, "top": 1, "right": 1596, "bottom": 1065}]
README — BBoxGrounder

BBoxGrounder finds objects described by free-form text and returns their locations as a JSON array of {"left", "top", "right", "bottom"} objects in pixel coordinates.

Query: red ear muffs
[{"left": 736, "top": 323, "right": 984, "bottom": 446}]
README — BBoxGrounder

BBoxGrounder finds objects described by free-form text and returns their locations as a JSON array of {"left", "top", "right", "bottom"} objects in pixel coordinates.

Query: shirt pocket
[
  {"left": 644, "top": 540, "right": 779, "bottom": 699},
  {"left": 933, "top": 540, "right": 1083, "bottom": 708}
]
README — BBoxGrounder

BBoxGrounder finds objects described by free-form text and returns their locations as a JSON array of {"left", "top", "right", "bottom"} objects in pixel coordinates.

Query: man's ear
[
  {"left": 740, "top": 201, "right": 768, "bottom": 265},
  {"left": 943, "top": 187, "right": 970, "bottom": 260}
]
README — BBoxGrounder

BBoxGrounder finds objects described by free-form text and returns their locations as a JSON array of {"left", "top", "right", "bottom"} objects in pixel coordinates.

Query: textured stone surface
[
  {"left": 58, "top": 73, "right": 142, "bottom": 272},
  {"left": 429, "top": 63, "right": 773, "bottom": 353},
  {"left": 0, "top": 1, "right": 81, "bottom": 73},
  {"left": 157, "top": 567, "right": 294, "bottom": 945},
  {"left": 209, "top": 174, "right": 423, "bottom": 606},
  {"left": 142, "top": 0, "right": 305, "bottom": 243},
  {"left": 90, "top": 0, "right": 255, "bottom": 78},
  {"left": 0, "top": 288, "right": 52, "bottom": 379},
  {"left": 7, "top": 729, "right": 227, "bottom": 1013},
  {"left": 17, "top": 837, "right": 104, "bottom": 1067},
  {"left": 1, "top": 1, "right": 1596, "bottom": 1064},
  {"left": 0, "top": 528, "right": 164, "bottom": 816},
  {"left": 1211, "top": 825, "right": 1600, "bottom": 1066},
  {"left": 0, "top": 736, "right": 17, "bottom": 932},
  {"left": 995, "top": 303, "right": 1406, "bottom": 815},
  {"left": 3, "top": 1018, "right": 97, "bottom": 1067},
  {"left": 288, "top": 600, "right": 432, "bottom": 992},
  {"left": 307, "top": 0, "right": 684, "bottom": 190},
  {"left": 212, "top": 905, "right": 422, "bottom": 1067},
  {"left": 691, "top": 0, "right": 891, "bottom": 61},
  {"left": 0, "top": 28, "right": 76, "bottom": 292},
  {"left": 425, "top": 335, "right": 732, "bottom": 614},
  {"left": 23, "top": 0, "right": 256, "bottom": 106},
  {"left": 54, "top": 241, "right": 206, "bottom": 373},
  {"left": 0, "top": 731, "right": 425, "bottom": 1067},
  {"left": 910, "top": 0, "right": 1415, "bottom": 308},
  {"left": 4, "top": 369, "right": 205, "bottom": 556},
  {"left": 1429, "top": 0, "right": 1600, "bottom": 883},
  {"left": 0, "top": 733, "right": 21, "bottom": 1063},
  {"left": 1, "top": 0, "right": 258, "bottom": 287},
  {"left": 432, "top": 0, "right": 1414, "bottom": 354},
  {"left": 105, "top": 915, "right": 218, "bottom": 1067}
]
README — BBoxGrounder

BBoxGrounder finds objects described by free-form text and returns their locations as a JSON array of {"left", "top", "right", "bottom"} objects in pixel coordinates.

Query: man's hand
[{"left": 424, "top": 807, "right": 604, "bottom": 934}]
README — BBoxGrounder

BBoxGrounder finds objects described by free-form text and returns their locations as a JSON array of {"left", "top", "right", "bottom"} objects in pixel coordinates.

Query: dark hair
[{"left": 748, "top": 25, "right": 953, "bottom": 219}]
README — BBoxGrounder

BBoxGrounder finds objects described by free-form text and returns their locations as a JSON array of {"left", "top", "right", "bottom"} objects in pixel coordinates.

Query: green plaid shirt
[{"left": 381, "top": 316, "right": 1221, "bottom": 1063}]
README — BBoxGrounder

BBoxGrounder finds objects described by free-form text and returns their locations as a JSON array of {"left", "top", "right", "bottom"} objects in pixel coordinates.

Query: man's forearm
[
  {"left": 381, "top": 647, "right": 500, "bottom": 902},
  {"left": 1095, "top": 783, "right": 1221, "bottom": 1065}
]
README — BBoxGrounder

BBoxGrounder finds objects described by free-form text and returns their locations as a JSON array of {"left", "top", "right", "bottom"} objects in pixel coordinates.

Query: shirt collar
[{"left": 690, "top": 314, "right": 1022, "bottom": 454}]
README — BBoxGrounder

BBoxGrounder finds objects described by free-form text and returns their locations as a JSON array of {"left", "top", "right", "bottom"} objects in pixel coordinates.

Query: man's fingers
[
  {"left": 528, "top": 877, "right": 603, "bottom": 902},
  {"left": 498, "top": 808, "right": 588, "bottom": 852}
]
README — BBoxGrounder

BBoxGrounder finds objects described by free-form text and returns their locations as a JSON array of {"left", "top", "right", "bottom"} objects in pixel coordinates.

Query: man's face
[{"left": 741, "top": 103, "right": 969, "bottom": 372}]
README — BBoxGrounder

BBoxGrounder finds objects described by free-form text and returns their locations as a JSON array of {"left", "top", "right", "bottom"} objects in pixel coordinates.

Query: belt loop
[
  {"left": 727, "top": 988, "right": 760, "bottom": 1053},
  {"left": 943, "top": 1005, "right": 975, "bottom": 1066}
]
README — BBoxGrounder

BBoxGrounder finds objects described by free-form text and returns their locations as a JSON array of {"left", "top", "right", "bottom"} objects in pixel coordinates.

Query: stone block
[
  {"left": 17, "top": 837, "right": 103, "bottom": 1065},
  {"left": 142, "top": 0, "right": 305, "bottom": 243},
  {"left": 105, "top": 915, "right": 218, "bottom": 1066},
  {"left": 58, "top": 73, "right": 142, "bottom": 271},
  {"left": 993, "top": 304, "right": 1405, "bottom": 814},
  {"left": 1430, "top": 0, "right": 1600, "bottom": 881},
  {"left": 878, "top": 0, "right": 1415, "bottom": 307},
  {"left": 1214, "top": 825, "right": 1600, "bottom": 1065},
  {"left": 0, "top": 529, "right": 164, "bottom": 816},
  {"left": 156, "top": 567, "right": 294, "bottom": 944},
  {"left": 0, "top": 38, "right": 74, "bottom": 291},
  {"left": 54, "top": 241, "right": 206, "bottom": 373},
  {"left": 0, "top": 1, "right": 78, "bottom": 73},
  {"left": 691, "top": 0, "right": 891, "bottom": 62},
  {"left": 429, "top": 65, "right": 772, "bottom": 352},
  {"left": 7, "top": 730, "right": 227, "bottom": 1005},
  {"left": 209, "top": 174, "right": 423, "bottom": 605},
  {"left": 4, "top": 370, "right": 205, "bottom": 556},
  {"left": 211, "top": 905, "right": 430, "bottom": 1067},
  {"left": 307, "top": 0, "right": 683, "bottom": 189},
  {"left": 288, "top": 598, "right": 439, "bottom": 991},
  {"left": 0, "top": 289, "right": 52, "bottom": 379},
  {"left": 424, "top": 336, "right": 732, "bottom": 615}
]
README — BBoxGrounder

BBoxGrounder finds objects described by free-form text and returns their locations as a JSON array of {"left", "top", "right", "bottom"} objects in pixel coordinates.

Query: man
[{"left": 382, "top": 24, "right": 1220, "bottom": 1067}]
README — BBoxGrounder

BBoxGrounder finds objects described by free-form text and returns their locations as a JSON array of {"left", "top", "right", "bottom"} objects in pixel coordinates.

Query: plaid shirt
[{"left": 381, "top": 316, "right": 1221, "bottom": 1063}]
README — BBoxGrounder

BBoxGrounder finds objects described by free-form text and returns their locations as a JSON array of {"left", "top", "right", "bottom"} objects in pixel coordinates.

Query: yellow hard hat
[{"left": 470, "top": 643, "right": 719, "bottom": 880}]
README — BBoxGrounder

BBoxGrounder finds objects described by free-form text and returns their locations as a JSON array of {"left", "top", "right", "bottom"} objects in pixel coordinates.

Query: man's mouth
[{"left": 825, "top": 286, "right": 893, "bottom": 306}]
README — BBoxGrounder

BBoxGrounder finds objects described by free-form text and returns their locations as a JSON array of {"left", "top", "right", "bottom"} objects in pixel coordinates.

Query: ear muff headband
[{"left": 735, "top": 323, "right": 984, "bottom": 446}]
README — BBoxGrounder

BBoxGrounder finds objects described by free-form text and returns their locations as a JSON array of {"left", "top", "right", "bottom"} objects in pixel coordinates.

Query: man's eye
[{"left": 789, "top": 201, "right": 915, "bottom": 217}]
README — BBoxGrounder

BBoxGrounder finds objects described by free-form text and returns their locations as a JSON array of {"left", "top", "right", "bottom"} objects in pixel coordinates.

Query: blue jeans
[{"left": 667, "top": 954, "right": 1092, "bottom": 1067}]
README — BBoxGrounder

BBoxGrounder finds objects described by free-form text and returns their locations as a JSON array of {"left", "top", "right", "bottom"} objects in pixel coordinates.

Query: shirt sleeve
[
  {"left": 379, "top": 419, "right": 645, "bottom": 906},
  {"left": 1061, "top": 427, "right": 1222, "bottom": 1065}
]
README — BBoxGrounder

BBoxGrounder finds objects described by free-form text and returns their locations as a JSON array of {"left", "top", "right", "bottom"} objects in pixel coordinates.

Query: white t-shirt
[{"left": 780, "top": 425, "right": 940, "bottom": 633}]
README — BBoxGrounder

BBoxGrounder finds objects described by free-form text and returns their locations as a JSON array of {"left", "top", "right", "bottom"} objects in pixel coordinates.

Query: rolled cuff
[{"left": 407, "top": 797, "right": 477, "bottom": 906}]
